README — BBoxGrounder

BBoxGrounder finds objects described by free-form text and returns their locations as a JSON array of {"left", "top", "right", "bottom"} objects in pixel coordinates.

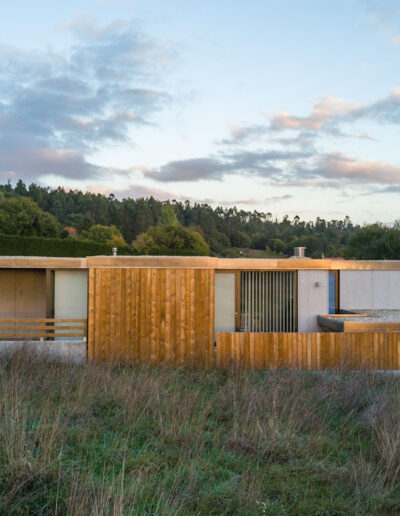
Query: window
[
  {"left": 240, "top": 271, "right": 296, "bottom": 332},
  {"left": 329, "top": 271, "right": 339, "bottom": 314}
]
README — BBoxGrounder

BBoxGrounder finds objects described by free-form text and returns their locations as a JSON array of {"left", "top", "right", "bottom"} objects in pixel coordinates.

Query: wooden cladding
[
  {"left": 216, "top": 332, "right": 400, "bottom": 370},
  {"left": 0, "top": 318, "right": 87, "bottom": 340},
  {"left": 88, "top": 268, "right": 215, "bottom": 367}
]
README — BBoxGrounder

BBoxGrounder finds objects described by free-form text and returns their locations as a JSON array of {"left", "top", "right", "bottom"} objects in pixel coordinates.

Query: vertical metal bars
[{"left": 240, "top": 271, "right": 296, "bottom": 332}]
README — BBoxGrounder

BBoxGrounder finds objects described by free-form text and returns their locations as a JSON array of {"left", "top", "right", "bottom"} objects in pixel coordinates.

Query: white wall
[
  {"left": 340, "top": 271, "right": 400, "bottom": 309},
  {"left": 298, "top": 270, "right": 329, "bottom": 332},
  {"left": 215, "top": 273, "right": 235, "bottom": 338},
  {"left": 55, "top": 271, "right": 88, "bottom": 339}
]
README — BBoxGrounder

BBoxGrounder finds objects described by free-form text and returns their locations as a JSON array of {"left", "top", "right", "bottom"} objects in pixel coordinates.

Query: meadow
[{"left": 1, "top": 353, "right": 400, "bottom": 515}]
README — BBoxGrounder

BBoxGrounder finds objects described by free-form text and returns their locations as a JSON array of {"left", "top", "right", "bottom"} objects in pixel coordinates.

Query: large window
[{"left": 240, "top": 271, "right": 296, "bottom": 332}]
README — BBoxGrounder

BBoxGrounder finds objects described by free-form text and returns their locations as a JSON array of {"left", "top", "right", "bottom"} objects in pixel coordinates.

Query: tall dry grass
[{"left": 1, "top": 351, "right": 400, "bottom": 514}]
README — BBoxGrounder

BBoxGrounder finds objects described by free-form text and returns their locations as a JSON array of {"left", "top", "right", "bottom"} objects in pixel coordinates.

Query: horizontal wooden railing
[
  {"left": 0, "top": 319, "right": 87, "bottom": 341},
  {"left": 216, "top": 332, "right": 400, "bottom": 370}
]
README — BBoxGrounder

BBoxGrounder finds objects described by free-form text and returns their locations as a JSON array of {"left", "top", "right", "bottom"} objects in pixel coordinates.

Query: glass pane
[{"left": 329, "top": 272, "right": 336, "bottom": 314}]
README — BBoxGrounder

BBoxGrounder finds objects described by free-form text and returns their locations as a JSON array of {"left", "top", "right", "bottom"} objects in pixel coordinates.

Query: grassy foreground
[{"left": 1, "top": 355, "right": 400, "bottom": 515}]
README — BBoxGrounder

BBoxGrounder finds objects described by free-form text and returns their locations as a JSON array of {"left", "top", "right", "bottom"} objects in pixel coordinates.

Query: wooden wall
[
  {"left": 88, "top": 268, "right": 215, "bottom": 367},
  {"left": 0, "top": 269, "right": 46, "bottom": 318},
  {"left": 216, "top": 332, "right": 400, "bottom": 370}
]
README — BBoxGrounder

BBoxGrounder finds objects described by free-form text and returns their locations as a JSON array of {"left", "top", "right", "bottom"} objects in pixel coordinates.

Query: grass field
[{"left": 1, "top": 354, "right": 400, "bottom": 515}]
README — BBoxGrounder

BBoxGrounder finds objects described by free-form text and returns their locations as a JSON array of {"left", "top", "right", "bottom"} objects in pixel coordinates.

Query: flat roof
[
  {"left": 2, "top": 255, "right": 400, "bottom": 271},
  {"left": 318, "top": 310, "right": 400, "bottom": 332},
  {"left": 0, "top": 257, "right": 86, "bottom": 269}
]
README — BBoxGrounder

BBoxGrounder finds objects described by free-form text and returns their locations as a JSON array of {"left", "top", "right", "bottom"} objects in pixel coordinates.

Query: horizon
[{"left": 1, "top": 1, "right": 400, "bottom": 225}]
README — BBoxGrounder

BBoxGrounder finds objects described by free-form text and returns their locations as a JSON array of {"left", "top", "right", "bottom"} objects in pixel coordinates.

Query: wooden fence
[
  {"left": 88, "top": 268, "right": 215, "bottom": 367},
  {"left": 0, "top": 319, "right": 87, "bottom": 340},
  {"left": 216, "top": 332, "right": 400, "bottom": 370}
]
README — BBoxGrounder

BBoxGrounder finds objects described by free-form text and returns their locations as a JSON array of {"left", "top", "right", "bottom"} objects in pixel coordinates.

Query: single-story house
[{"left": 1, "top": 252, "right": 400, "bottom": 368}]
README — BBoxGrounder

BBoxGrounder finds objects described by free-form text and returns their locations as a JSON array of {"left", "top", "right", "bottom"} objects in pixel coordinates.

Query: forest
[{"left": 0, "top": 180, "right": 399, "bottom": 259}]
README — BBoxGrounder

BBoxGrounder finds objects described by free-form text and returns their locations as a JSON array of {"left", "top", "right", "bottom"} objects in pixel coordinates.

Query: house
[{"left": 1, "top": 253, "right": 400, "bottom": 368}]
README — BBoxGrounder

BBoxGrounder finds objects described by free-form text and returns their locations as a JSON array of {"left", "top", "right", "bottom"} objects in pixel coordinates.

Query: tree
[
  {"left": 83, "top": 224, "right": 127, "bottom": 247},
  {"left": 0, "top": 180, "right": 360, "bottom": 257},
  {"left": 270, "top": 238, "right": 286, "bottom": 253},
  {"left": 132, "top": 225, "right": 209, "bottom": 256},
  {"left": 230, "top": 230, "right": 251, "bottom": 248},
  {"left": 0, "top": 197, "right": 60, "bottom": 237},
  {"left": 344, "top": 225, "right": 400, "bottom": 260},
  {"left": 159, "top": 204, "right": 178, "bottom": 226}
]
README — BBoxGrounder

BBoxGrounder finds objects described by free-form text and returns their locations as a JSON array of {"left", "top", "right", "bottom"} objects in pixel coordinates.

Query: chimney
[{"left": 293, "top": 246, "right": 306, "bottom": 258}]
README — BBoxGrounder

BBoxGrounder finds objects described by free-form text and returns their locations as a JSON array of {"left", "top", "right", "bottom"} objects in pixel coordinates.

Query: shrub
[
  {"left": 0, "top": 233, "right": 132, "bottom": 257},
  {"left": 133, "top": 225, "right": 209, "bottom": 256}
]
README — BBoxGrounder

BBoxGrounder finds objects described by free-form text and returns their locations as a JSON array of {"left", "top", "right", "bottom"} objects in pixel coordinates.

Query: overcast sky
[{"left": 1, "top": 0, "right": 400, "bottom": 223}]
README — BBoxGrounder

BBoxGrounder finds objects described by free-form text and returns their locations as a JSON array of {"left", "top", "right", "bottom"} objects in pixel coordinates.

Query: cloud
[
  {"left": 264, "top": 194, "right": 293, "bottom": 203},
  {"left": 373, "top": 185, "right": 400, "bottom": 194},
  {"left": 269, "top": 88, "right": 400, "bottom": 133},
  {"left": 141, "top": 142, "right": 400, "bottom": 195},
  {"left": 220, "top": 93, "right": 382, "bottom": 148},
  {"left": 295, "top": 152, "right": 400, "bottom": 186},
  {"left": 144, "top": 149, "right": 311, "bottom": 182},
  {"left": 269, "top": 178, "right": 344, "bottom": 189},
  {"left": 348, "top": 132, "right": 377, "bottom": 141},
  {"left": 0, "top": 18, "right": 174, "bottom": 182},
  {"left": 221, "top": 123, "right": 268, "bottom": 144},
  {"left": 143, "top": 158, "right": 234, "bottom": 182},
  {"left": 205, "top": 195, "right": 293, "bottom": 206},
  {"left": 0, "top": 148, "right": 103, "bottom": 183},
  {"left": 270, "top": 96, "right": 359, "bottom": 130},
  {"left": 87, "top": 182, "right": 182, "bottom": 201},
  {"left": 356, "top": 87, "right": 400, "bottom": 124}
]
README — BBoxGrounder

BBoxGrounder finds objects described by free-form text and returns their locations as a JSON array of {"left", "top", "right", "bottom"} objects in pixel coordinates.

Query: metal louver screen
[{"left": 240, "top": 271, "right": 297, "bottom": 332}]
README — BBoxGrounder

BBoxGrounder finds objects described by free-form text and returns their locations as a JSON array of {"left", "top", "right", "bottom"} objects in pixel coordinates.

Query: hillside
[{"left": 0, "top": 180, "right": 359, "bottom": 258}]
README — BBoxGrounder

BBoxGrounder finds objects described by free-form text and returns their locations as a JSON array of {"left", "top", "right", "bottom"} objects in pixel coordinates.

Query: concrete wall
[
  {"left": 215, "top": 273, "right": 236, "bottom": 338},
  {"left": 55, "top": 270, "right": 88, "bottom": 340},
  {"left": 0, "top": 341, "right": 86, "bottom": 364},
  {"left": 340, "top": 271, "right": 400, "bottom": 309},
  {"left": 298, "top": 270, "right": 329, "bottom": 332}
]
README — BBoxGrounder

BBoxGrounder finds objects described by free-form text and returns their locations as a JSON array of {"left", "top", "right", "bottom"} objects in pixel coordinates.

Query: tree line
[{"left": 0, "top": 180, "right": 399, "bottom": 259}]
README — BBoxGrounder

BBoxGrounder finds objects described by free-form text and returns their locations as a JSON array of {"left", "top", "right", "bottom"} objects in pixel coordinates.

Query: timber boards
[
  {"left": 216, "top": 332, "right": 400, "bottom": 370},
  {"left": 88, "top": 268, "right": 215, "bottom": 367}
]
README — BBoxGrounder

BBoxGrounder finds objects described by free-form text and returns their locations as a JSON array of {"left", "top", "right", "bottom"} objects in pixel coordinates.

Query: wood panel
[
  {"left": 88, "top": 268, "right": 215, "bottom": 367},
  {"left": 4, "top": 255, "right": 400, "bottom": 272},
  {"left": 0, "top": 257, "right": 85, "bottom": 269},
  {"left": 216, "top": 332, "right": 400, "bottom": 370},
  {"left": 0, "top": 269, "right": 46, "bottom": 319},
  {"left": 86, "top": 256, "right": 400, "bottom": 271},
  {"left": 0, "top": 318, "right": 87, "bottom": 340}
]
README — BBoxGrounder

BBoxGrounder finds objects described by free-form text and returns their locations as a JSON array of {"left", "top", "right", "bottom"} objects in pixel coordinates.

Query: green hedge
[{"left": 0, "top": 233, "right": 133, "bottom": 257}]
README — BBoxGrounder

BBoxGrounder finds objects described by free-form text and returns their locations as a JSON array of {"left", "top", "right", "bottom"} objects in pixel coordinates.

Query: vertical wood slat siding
[
  {"left": 216, "top": 332, "right": 400, "bottom": 370},
  {"left": 88, "top": 268, "right": 215, "bottom": 368}
]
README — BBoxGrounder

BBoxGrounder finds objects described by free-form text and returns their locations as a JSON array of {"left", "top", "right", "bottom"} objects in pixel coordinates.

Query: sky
[{"left": 1, "top": 0, "right": 400, "bottom": 224}]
